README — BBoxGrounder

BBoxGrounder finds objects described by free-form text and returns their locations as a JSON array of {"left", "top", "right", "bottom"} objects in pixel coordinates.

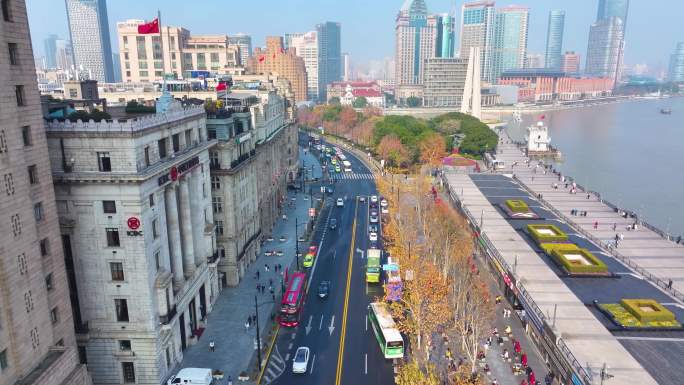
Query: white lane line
[
  {"left": 365, "top": 353, "right": 368, "bottom": 374},
  {"left": 319, "top": 314, "right": 324, "bottom": 330},
  {"left": 365, "top": 315, "right": 368, "bottom": 331},
  {"left": 616, "top": 336, "right": 684, "bottom": 342},
  {"left": 310, "top": 354, "right": 316, "bottom": 374},
  {"left": 305, "top": 203, "right": 334, "bottom": 293},
  {"left": 291, "top": 334, "right": 296, "bottom": 340},
  {"left": 266, "top": 368, "right": 277, "bottom": 378},
  {"left": 285, "top": 353, "right": 290, "bottom": 361},
  {"left": 272, "top": 353, "right": 284, "bottom": 365}
]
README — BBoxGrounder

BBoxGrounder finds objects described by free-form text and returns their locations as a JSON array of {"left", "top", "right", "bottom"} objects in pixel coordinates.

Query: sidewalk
[{"left": 178, "top": 148, "right": 322, "bottom": 383}]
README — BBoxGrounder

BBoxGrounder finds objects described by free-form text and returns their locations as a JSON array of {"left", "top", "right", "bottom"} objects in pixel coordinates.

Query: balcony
[
  {"left": 230, "top": 149, "right": 256, "bottom": 169},
  {"left": 159, "top": 305, "right": 177, "bottom": 325},
  {"left": 237, "top": 229, "right": 261, "bottom": 261}
]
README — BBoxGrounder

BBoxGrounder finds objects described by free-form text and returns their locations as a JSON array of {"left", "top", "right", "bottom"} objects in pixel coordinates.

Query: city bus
[
  {"left": 385, "top": 257, "right": 402, "bottom": 302},
  {"left": 342, "top": 160, "right": 352, "bottom": 172},
  {"left": 368, "top": 302, "right": 404, "bottom": 359},
  {"left": 278, "top": 272, "right": 306, "bottom": 327},
  {"left": 366, "top": 248, "right": 381, "bottom": 283}
]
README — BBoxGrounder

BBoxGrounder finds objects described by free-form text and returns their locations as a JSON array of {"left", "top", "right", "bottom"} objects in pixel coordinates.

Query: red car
[{"left": 308, "top": 245, "right": 318, "bottom": 254}]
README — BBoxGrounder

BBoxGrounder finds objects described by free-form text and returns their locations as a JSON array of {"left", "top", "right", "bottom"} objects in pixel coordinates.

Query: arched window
[{"left": 1, "top": 0, "right": 11, "bottom": 22}]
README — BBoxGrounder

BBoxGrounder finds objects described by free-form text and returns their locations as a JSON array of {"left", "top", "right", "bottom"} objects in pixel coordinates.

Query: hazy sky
[{"left": 27, "top": 0, "right": 684, "bottom": 73}]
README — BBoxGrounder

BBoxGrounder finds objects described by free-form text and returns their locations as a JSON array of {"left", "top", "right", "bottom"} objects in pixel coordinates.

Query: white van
[{"left": 167, "top": 368, "right": 213, "bottom": 385}]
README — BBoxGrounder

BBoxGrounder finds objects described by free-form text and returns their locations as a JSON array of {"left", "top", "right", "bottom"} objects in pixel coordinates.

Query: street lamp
[
  {"left": 294, "top": 217, "right": 308, "bottom": 269},
  {"left": 253, "top": 295, "right": 277, "bottom": 372}
]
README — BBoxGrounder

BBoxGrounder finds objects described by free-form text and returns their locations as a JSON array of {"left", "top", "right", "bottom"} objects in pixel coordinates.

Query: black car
[
  {"left": 318, "top": 281, "right": 331, "bottom": 298},
  {"left": 329, "top": 218, "right": 337, "bottom": 230},
  {"left": 370, "top": 202, "right": 379, "bottom": 209},
  {"left": 368, "top": 224, "right": 379, "bottom": 233}
]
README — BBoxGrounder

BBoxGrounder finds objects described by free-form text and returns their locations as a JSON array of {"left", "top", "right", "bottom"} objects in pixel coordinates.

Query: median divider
[{"left": 256, "top": 324, "right": 281, "bottom": 385}]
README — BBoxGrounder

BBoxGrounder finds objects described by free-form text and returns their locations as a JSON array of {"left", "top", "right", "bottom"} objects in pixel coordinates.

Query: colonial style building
[{"left": 45, "top": 94, "right": 219, "bottom": 384}]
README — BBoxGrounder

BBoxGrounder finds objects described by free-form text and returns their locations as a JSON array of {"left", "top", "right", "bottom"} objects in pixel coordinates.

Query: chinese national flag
[
  {"left": 138, "top": 18, "right": 160, "bottom": 34},
  {"left": 258, "top": 55, "right": 265, "bottom": 63}
]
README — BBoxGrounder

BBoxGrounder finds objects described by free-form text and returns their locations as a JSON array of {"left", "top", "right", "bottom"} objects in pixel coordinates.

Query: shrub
[
  {"left": 126, "top": 100, "right": 156, "bottom": 113},
  {"left": 600, "top": 302, "right": 681, "bottom": 328},
  {"left": 551, "top": 247, "right": 608, "bottom": 274},
  {"left": 539, "top": 242, "right": 579, "bottom": 255},
  {"left": 527, "top": 224, "right": 568, "bottom": 243},
  {"left": 621, "top": 299, "right": 676, "bottom": 323},
  {"left": 505, "top": 199, "right": 529, "bottom": 213}
]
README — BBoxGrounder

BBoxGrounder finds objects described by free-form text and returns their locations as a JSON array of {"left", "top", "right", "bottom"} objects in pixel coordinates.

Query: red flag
[
  {"left": 216, "top": 83, "right": 227, "bottom": 92},
  {"left": 280, "top": 48, "right": 285, "bottom": 54},
  {"left": 272, "top": 53, "right": 276, "bottom": 59},
  {"left": 539, "top": 114, "right": 545, "bottom": 120},
  {"left": 258, "top": 55, "right": 265, "bottom": 63},
  {"left": 137, "top": 18, "right": 160, "bottom": 34}
]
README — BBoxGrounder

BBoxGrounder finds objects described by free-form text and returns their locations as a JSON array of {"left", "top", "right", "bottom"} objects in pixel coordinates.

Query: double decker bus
[
  {"left": 368, "top": 302, "right": 404, "bottom": 359},
  {"left": 278, "top": 272, "right": 306, "bottom": 327},
  {"left": 366, "top": 248, "right": 381, "bottom": 283}
]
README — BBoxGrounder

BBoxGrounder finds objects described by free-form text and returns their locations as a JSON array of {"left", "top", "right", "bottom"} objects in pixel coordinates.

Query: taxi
[
  {"left": 303, "top": 252, "right": 315, "bottom": 268},
  {"left": 335, "top": 165, "right": 341, "bottom": 173}
]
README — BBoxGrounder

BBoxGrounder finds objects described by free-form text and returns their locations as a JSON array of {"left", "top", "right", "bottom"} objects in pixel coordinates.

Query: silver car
[{"left": 292, "top": 346, "right": 310, "bottom": 374}]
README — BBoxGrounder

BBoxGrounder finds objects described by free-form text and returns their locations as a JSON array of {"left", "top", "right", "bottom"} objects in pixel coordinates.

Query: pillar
[
  {"left": 165, "top": 185, "right": 184, "bottom": 288},
  {"left": 190, "top": 169, "right": 206, "bottom": 264},
  {"left": 179, "top": 177, "right": 196, "bottom": 277}
]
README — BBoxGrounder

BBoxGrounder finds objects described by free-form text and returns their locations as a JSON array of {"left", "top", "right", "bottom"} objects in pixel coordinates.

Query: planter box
[
  {"left": 600, "top": 301, "right": 681, "bottom": 328},
  {"left": 551, "top": 247, "right": 608, "bottom": 274},
  {"left": 505, "top": 199, "right": 529, "bottom": 213},
  {"left": 621, "top": 299, "right": 676, "bottom": 323},
  {"left": 527, "top": 224, "right": 568, "bottom": 243}
]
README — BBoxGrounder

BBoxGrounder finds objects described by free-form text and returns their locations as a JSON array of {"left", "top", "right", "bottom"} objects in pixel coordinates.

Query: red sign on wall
[
  {"left": 169, "top": 166, "right": 179, "bottom": 182},
  {"left": 127, "top": 217, "right": 141, "bottom": 230}
]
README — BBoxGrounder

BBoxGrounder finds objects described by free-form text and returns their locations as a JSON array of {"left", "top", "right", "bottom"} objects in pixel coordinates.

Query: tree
[
  {"left": 339, "top": 107, "right": 358, "bottom": 129},
  {"left": 352, "top": 96, "right": 368, "bottom": 108},
  {"left": 395, "top": 362, "right": 440, "bottom": 385},
  {"left": 328, "top": 96, "right": 341, "bottom": 105},
  {"left": 377, "top": 134, "right": 410, "bottom": 167},
  {"left": 419, "top": 133, "right": 447, "bottom": 166},
  {"left": 406, "top": 96, "right": 422, "bottom": 107}
]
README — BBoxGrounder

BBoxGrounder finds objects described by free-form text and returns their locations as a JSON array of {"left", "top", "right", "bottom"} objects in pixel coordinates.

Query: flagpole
[{"left": 157, "top": 9, "right": 167, "bottom": 88}]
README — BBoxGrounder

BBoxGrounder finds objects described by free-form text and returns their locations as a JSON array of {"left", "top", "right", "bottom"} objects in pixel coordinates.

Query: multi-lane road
[{"left": 262, "top": 138, "right": 395, "bottom": 385}]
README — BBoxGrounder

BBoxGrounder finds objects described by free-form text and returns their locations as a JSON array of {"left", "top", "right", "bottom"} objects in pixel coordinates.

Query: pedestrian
[
  {"left": 613, "top": 223, "right": 617, "bottom": 231},
  {"left": 593, "top": 221, "right": 598, "bottom": 230},
  {"left": 587, "top": 193, "right": 591, "bottom": 199},
  {"left": 209, "top": 340, "right": 215, "bottom": 352},
  {"left": 247, "top": 316, "right": 251, "bottom": 327},
  {"left": 256, "top": 270, "right": 260, "bottom": 280},
  {"left": 227, "top": 375, "right": 233, "bottom": 385},
  {"left": 269, "top": 285, "right": 274, "bottom": 294},
  {"left": 264, "top": 264, "right": 269, "bottom": 272},
  {"left": 244, "top": 321, "right": 249, "bottom": 333},
  {"left": 269, "top": 278, "right": 273, "bottom": 287},
  {"left": 261, "top": 285, "right": 266, "bottom": 294},
  {"left": 256, "top": 283, "right": 261, "bottom": 292},
  {"left": 272, "top": 293, "right": 276, "bottom": 302}
]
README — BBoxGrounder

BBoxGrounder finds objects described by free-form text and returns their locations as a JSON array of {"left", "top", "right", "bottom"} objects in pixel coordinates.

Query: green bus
[
  {"left": 366, "top": 249, "right": 381, "bottom": 283},
  {"left": 368, "top": 302, "right": 404, "bottom": 359}
]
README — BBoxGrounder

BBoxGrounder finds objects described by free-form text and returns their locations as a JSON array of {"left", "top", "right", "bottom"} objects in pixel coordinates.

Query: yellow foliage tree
[{"left": 395, "top": 362, "right": 440, "bottom": 385}]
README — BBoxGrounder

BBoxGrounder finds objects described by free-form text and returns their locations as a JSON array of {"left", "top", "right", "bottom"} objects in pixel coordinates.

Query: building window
[
  {"left": 78, "top": 346, "right": 87, "bottom": 364},
  {"left": 30, "top": 327, "right": 39, "bottom": 349},
  {"left": 17, "top": 253, "right": 27, "bottom": 275},
  {"left": 115, "top": 299, "right": 129, "bottom": 322},
  {"left": 122, "top": 362, "right": 136, "bottom": 383},
  {"left": 45, "top": 273, "right": 53, "bottom": 291},
  {"left": 215, "top": 220, "right": 224, "bottom": 236},
  {"left": 15, "top": 85, "right": 25, "bottom": 106},
  {"left": 98, "top": 152, "right": 112, "bottom": 172},
  {"left": 8, "top": 42, "right": 17, "bottom": 65},
  {"left": 144, "top": 146, "right": 150, "bottom": 166},
  {"left": 119, "top": 340, "right": 132, "bottom": 351},
  {"left": 50, "top": 307, "right": 59, "bottom": 324},
  {"left": 152, "top": 218, "right": 159, "bottom": 239},
  {"left": 154, "top": 250, "right": 161, "bottom": 270},
  {"left": 103, "top": 200, "right": 116, "bottom": 214},
  {"left": 212, "top": 197, "right": 223, "bottom": 213},
  {"left": 106, "top": 228, "right": 120, "bottom": 247},
  {"left": 28, "top": 165, "right": 38, "bottom": 184},
  {"left": 33, "top": 202, "right": 44, "bottom": 222},
  {"left": 11, "top": 213, "right": 21, "bottom": 236},
  {"left": 21, "top": 125, "right": 31, "bottom": 146},
  {"left": 24, "top": 290, "right": 33, "bottom": 312},
  {"left": 149, "top": 193, "right": 155, "bottom": 207},
  {"left": 211, "top": 176, "right": 220, "bottom": 190},
  {"left": 158, "top": 138, "right": 167, "bottom": 159},
  {"left": 136, "top": 36, "right": 147, "bottom": 59},
  {"left": 139, "top": 70, "right": 148, "bottom": 77},
  {"left": 1, "top": 0, "right": 10, "bottom": 22},
  {"left": 172, "top": 133, "right": 180, "bottom": 152},
  {"left": 0, "top": 349, "right": 7, "bottom": 371},
  {"left": 39, "top": 237, "right": 50, "bottom": 256},
  {"left": 210, "top": 151, "right": 220, "bottom": 168},
  {"left": 185, "top": 129, "right": 192, "bottom": 147},
  {"left": 110, "top": 262, "right": 124, "bottom": 281},
  {"left": 0, "top": 129, "right": 6, "bottom": 152},
  {"left": 3, "top": 173, "right": 13, "bottom": 195}
]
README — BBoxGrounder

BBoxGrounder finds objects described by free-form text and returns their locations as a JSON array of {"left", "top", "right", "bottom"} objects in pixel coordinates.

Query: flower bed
[
  {"left": 550, "top": 247, "right": 608, "bottom": 274},
  {"left": 600, "top": 300, "right": 681, "bottom": 328},
  {"left": 505, "top": 199, "right": 529, "bottom": 213},
  {"left": 527, "top": 224, "right": 568, "bottom": 243}
]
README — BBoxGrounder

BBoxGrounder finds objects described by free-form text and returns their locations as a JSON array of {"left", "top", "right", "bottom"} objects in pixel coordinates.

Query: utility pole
[
  {"left": 255, "top": 295, "right": 262, "bottom": 371},
  {"left": 295, "top": 217, "right": 299, "bottom": 269}
]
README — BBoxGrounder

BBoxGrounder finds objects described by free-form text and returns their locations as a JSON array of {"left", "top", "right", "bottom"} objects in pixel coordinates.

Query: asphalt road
[{"left": 264, "top": 137, "right": 394, "bottom": 385}]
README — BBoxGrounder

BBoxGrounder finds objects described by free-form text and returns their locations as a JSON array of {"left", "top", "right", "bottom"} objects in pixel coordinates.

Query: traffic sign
[{"left": 382, "top": 263, "right": 399, "bottom": 271}]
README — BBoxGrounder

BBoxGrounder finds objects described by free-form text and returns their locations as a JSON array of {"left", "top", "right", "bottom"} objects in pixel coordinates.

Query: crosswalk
[
  {"left": 262, "top": 345, "right": 286, "bottom": 384},
  {"left": 329, "top": 173, "right": 375, "bottom": 181}
]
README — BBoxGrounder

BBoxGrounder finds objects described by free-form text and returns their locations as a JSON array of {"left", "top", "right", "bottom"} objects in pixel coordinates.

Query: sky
[{"left": 27, "top": 0, "right": 684, "bottom": 74}]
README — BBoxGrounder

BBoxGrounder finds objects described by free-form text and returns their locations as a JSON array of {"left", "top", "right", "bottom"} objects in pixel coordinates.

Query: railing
[
  {"left": 230, "top": 149, "right": 257, "bottom": 170},
  {"left": 237, "top": 229, "right": 262, "bottom": 261},
  {"left": 159, "top": 305, "right": 177, "bottom": 325},
  {"left": 443, "top": 177, "right": 593, "bottom": 385},
  {"left": 208, "top": 251, "right": 220, "bottom": 264}
]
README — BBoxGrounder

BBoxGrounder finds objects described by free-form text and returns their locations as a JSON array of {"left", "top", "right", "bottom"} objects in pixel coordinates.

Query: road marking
[
  {"left": 272, "top": 353, "right": 284, "bottom": 365},
  {"left": 305, "top": 315, "right": 313, "bottom": 335},
  {"left": 329, "top": 315, "right": 336, "bottom": 335},
  {"left": 319, "top": 314, "right": 324, "bottom": 330},
  {"left": 256, "top": 325, "right": 282, "bottom": 385},
  {"left": 288, "top": 343, "right": 293, "bottom": 350},
  {"left": 310, "top": 354, "right": 317, "bottom": 374},
  {"left": 616, "top": 336, "right": 684, "bottom": 342},
  {"left": 291, "top": 334, "right": 295, "bottom": 340},
  {"left": 285, "top": 353, "right": 290, "bottom": 361},
  {"left": 335, "top": 197, "right": 358, "bottom": 385},
  {"left": 306, "top": 204, "right": 334, "bottom": 293},
  {"left": 266, "top": 368, "right": 276, "bottom": 378},
  {"left": 365, "top": 353, "right": 368, "bottom": 374},
  {"left": 365, "top": 315, "right": 368, "bottom": 331}
]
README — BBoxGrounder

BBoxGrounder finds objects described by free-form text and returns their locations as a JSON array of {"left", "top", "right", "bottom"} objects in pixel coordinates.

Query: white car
[
  {"left": 370, "top": 195, "right": 378, "bottom": 203},
  {"left": 359, "top": 196, "right": 366, "bottom": 202},
  {"left": 336, "top": 198, "right": 344, "bottom": 207},
  {"left": 381, "top": 207, "right": 389, "bottom": 214},
  {"left": 292, "top": 346, "right": 310, "bottom": 374},
  {"left": 380, "top": 199, "right": 388, "bottom": 208},
  {"left": 369, "top": 215, "right": 379, "bottom": 223},
  {"left": 369, "top": 232, "right": 378, "bottom": 242}
]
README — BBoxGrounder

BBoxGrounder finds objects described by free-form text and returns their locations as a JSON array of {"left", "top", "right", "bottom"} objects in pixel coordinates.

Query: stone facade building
[
  {"left": 247, "top": 37, "right": 308, "bottom": 102},
  {"left": 0, "top": 1, "right": 91, "bottom": 384},
  {"left": 45, "top": 95, "right": 219, "bottom": 384}
]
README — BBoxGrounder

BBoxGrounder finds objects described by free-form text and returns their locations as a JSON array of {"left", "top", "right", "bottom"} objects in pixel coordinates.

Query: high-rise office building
[
  {"left": 525, "top": 53, "right": 544, "bottom": 69},
  {"left": 544, "top": 10, "right": 565, "bottom": 69},
  {"left": 316, "top": 21, "right": 342, "bottom": 101},
  {"left": 561, "top": 51, "right": 581, "bottom": 73},
  {"left": 65, "top": 0, "right": 115, "bottom": 82},
  {"left": 395, "top": 0, "right": 438, "bottom": 99},
  {"left": 55, "top": 39, "right": 73, "bottom": 70},
  {"left": 490, "top": 5, "right": 529, "bottom": 83},
  {"left": 247, "top": 37, "right": 308, "bottom": 101},
  {"left": 586, "top": 0, "right": 629, "bottom": 86},
  {"left": 423, "top": 57, "right": 469, "bottom": 107},
  {"left": 288, "top": 31, "right": 320, "bottom": 101},
  {"left": 585, "top": 17, "right": 624, "bottom": 83},
  {"left": 436, "top": 13, "right": 455, "bottom": 58},
  {"left": 669, "top": 42, "right": 684, "bottom": 83},
  {"left": 459, "top": 1, "right": 495, "bottom": 81},
  {"left": 228, "top": 34, "right": 252, "bottom": 66},
  {"left": 43, "top": 34, "right": 59, "bottom": 68},
  {"left": 0, "top": 2, "right": 91, "bottom": 384}
]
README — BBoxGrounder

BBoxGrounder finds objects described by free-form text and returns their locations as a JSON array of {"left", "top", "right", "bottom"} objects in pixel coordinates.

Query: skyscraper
[
  {"left": 586, "top": 0, "right": 629, "bottom": 85},
  {"left": 55, "top": 39, "right": 73, "bottom": 70},
  {"left": 228, "top": 34, "right": 252, "bottom": 66},
  {"left": 525, "top": 53, "right": 544, "bottom": 69},
  {"left": 65, "top": 0, "right": 114, "bottom": 82},
  {"left": 288, "top": 31, "right": 319, "bottom": 101},
  {"left": 490, "top": 5, "right": 529, "bottom": 82},
  {"left": 459, "top": 1, "right": 495, "bottom": 81},
  {"left": 342, "top": 52, "right": 352, "bottom": 81},
  {"left": 544, "top": 10, "right": 565, "bottom": 69},
  {"left": 436, "top": 13, "right": 455, "bottom": 58},
  {"left": 316, "top": 21, "right": 342, "bottom": 101},
  {"left": 0, "top": 1, "right": 90, "bottom": 384},
  {"left": 561, "top": 51, "right": 581, "bottom": 73},
  {"left": 394, "top": 0, "right": 438, "bottom": 100},
  {"left": 668, "top": 42, "right": 684, "bottom": 83},
  {"left": 43, "top": 34, "right": 59, "bottom": 68},
  {"left": 247, "top": 37, "right": 308, "bottom": 101}
]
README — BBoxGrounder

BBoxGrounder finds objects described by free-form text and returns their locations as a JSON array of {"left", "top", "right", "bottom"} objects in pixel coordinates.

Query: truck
[
  {"left": 366, "top": 248, "right": 382, "bottom": 283},
  {"left": 167, "top": 368, "right": 214, "bottom": 385}
]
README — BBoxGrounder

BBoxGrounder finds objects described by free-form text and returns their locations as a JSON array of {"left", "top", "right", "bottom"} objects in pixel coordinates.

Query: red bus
[{"left": 278, "top": 272, "right": 306, "bottom": 327}]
